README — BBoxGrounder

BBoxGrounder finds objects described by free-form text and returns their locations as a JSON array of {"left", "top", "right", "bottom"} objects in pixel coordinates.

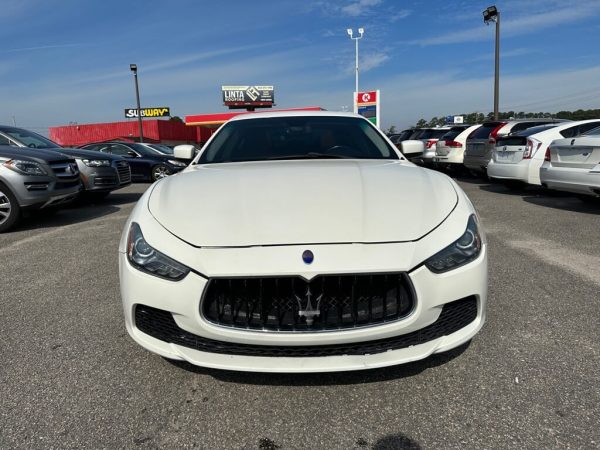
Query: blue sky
[{"left": 2, "top": 0, "right": 600, "bottom": 133}]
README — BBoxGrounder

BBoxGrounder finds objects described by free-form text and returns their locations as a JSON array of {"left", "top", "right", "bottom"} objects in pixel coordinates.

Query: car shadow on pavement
[
  {"left": 166, "top": 341, "right": 471, "bottom": 386},
  {"left": 10, "top": 190, "right": 144, "bottom": 232},
  {"left": 522, "top": 195, "right": 600, "bottom": 215}
]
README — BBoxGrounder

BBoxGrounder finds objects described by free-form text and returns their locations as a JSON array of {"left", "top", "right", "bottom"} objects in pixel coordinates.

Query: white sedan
[
  {"left": 488, "top": 119, "right": 600, "bottom": 186},
  {"left": 540, "top": 127, "right": 600, "bottom": 199},
  {"left": 119, "top": 111, "right": 488, "bottom": 373}
]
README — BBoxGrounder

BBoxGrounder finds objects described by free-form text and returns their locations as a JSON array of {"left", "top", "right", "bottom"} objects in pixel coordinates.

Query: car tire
[
  {"left": 151, "top": 164, "right": 172, "bottom": 182},
  {"left": 0, "top": 182, "right": 21, "bottom": 233}
]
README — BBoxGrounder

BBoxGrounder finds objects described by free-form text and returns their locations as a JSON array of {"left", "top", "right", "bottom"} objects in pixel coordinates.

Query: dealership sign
[
  {"left": 355, "top": 90, "right": 380, "bottom": 128},
  {"left": 222, "top": 86, "right": 274, "bottom": 108},
  {"left": 125, "top": 107, "right": 170, "bottom": 118},
  {"left": 445, "top": 115, "right": 464, "bottom": 124}
]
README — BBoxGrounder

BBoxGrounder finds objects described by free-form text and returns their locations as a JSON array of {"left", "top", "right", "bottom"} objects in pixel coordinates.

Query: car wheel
[
  {"left": 151, "top": 164, "right": 172, "bottom": 182},
  {"left": 0, "top": 182, "right": 21, "bottom": 233}
]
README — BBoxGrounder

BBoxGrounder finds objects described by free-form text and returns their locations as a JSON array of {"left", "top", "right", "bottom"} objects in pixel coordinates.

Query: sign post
[{"left": 355, "top": 90, "right": 380, "bottom": 128}]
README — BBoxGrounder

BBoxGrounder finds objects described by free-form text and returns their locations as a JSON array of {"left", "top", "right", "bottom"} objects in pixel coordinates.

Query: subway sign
[{"left": 125, "top": 107, "right": 170, "bottom": 118}]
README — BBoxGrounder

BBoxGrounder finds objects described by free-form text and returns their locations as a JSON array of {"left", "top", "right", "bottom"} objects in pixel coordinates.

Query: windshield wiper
[{"left": 267, "top": 152, "right": 353, "bottom": 161}]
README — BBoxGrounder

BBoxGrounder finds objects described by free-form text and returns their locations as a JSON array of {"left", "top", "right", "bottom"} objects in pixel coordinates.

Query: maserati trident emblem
[{"left": 295, "top": 286, "right": 323, "bottom": 326}]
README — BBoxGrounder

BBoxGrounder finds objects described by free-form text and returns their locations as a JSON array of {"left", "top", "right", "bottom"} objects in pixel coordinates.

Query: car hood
[
  {"left": 57, "top": 148, "right": 125, "bottom": 161},
  {"left": 148, "top": 160, "right": 458, "bottom": 247},
  {"left": 0, "top": 145, "right": 74, "bottom": 163}
]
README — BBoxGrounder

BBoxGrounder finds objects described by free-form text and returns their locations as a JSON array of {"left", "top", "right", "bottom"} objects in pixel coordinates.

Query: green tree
[{"left": 415, "top": 119, "right": 427, "bottom": 128}]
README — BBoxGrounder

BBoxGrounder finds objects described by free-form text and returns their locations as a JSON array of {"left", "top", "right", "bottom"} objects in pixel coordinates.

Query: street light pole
[
  {"left": 483, "top": 6, "right": 500, "bottom": 120},
  {"left": 129, "top": 64, "right": 144, "bottom": 143},
  {"left": 347, "top": 27, "right": 364, "bottom": 112}
]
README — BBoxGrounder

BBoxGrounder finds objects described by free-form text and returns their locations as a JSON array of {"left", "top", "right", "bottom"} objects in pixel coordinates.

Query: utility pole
[
  {"left": 129, "top": 64, "right": 144, "bottom": 143},
  {"left": 483, "top": 6, "right": 500, "bottom": 120}
]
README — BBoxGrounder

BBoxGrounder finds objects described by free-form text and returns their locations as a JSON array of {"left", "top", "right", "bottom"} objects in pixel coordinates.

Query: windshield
[
  {"left": 0, "top": 127, "right": 61, "bottom": 149},
  {"left": 198, "top": 116, "right": 399, "bottom": 164},
  {"left": 148, "top": 144, "right": 174, "bottom": 155}
]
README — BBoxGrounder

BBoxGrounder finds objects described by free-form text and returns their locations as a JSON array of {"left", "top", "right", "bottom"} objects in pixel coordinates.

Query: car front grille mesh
[
  {"left": 202, "top": 273, "right": 415, "bottom": 332},
  {"left": 115, "top": 161, "right": 131, "bottom": 184},
  {"left": 134, "top": 296, "right": 478, "bottom": 358}
]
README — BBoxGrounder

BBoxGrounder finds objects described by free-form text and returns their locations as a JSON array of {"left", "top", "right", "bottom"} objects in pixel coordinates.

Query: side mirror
[
  {"left": 173, "top": 144, "right": 196, "bottom": 160},
  {"left": 399, "top": 140, "right": 425, "bottom": 157}
]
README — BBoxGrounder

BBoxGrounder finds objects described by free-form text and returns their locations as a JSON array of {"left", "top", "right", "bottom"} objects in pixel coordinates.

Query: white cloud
[
  {"left": 389, "top": 9, "right": 411, "bottom": 22},
  {"left": 413, "top": 1, "right": 600, "bottom": 46},
  {"left": 340, "top": 0, "right": 382, "bottom": 17},
  {"left": 361, "top": 52, "right": 390, "bottom": 71}
]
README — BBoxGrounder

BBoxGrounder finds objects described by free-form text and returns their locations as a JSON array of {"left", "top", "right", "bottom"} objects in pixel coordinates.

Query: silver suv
[
  {"left": 464, "top": 119, "right": 569, "bottom": 176},
  {"left": 0, "top": 146, "right": 81, "bottom": 232}
]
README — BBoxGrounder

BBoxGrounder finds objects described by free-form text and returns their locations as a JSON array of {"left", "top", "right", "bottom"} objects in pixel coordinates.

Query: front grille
[
  {"left": 49, "top": 160, "right": 79, "bottom": 180},
  {"left": 115, "top": 161, "right": 131, "bottom": 184},
  {"left": 202, "top": 273, "right": 415, "bottom": 332},
  {"left": 134, "top": 296, "right": 478, "bottom": 358}
]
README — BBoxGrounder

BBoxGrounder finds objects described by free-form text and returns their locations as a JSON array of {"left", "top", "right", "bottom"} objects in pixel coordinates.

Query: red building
[
  {"left": 49, "top": 107, "right": 324, "bottom": 147},
  {"left": 49, "top": 119, "right": 213, "bottom": 147}
]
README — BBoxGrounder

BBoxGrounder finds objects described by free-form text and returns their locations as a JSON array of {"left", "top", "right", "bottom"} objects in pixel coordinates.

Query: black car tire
[
  {"left": 0, "top": 182, "right": 21, "bottom": 233},
  {"left": 151, "top": 164, "right": 172, "bottom": 182}
]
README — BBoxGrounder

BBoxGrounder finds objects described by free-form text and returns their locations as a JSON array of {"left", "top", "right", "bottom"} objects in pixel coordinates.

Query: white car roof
[{"left": 228, "top": 110, "right": 364, "bottom": 122}]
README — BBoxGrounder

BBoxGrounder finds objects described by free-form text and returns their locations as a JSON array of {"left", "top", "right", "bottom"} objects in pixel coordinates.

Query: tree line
[{"left": 385, "top": 109, "right": 600, "bottom": 134}]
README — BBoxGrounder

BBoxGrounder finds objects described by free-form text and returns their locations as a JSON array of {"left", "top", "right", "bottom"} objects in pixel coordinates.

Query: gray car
[
  {"left": 0, "top": 126, "right": 131, "bottom": 199},
  {"left": 0, "top": 146, "right": 81, "bottom": 232},
  {"left": 464, "top": 119, "right": 570, "bottom": 176}
]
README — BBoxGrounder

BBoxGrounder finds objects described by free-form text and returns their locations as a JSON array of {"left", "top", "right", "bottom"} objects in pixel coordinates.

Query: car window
[
  {"left": 198, "top": 116, "right": 398, "bottom": 164},
  {"left": 110, "top": 144, "right": 136, "bottom": 157},
  {"left": 578, "top": 122, "right": 600, "bottom": 136},
  {"left": 0, "top": 134, "right": 11, "bottom": 145},
  {"left": 0, "top": 127, "right": 61, "bottom": 149},
  {"left": 470, "top": 123, "right": 500, "bottom": 139},
  {"left": 559, "top": 125, "right": 579, "bottom": 138}
]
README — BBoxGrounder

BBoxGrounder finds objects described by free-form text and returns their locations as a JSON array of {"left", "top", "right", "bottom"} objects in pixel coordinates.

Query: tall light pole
[
  {"left": 347, "top": 27, "right": 364, "bottom": 112},
  {"left": 483, "top": 6, "right": 500, "bottom": 120},
  {"left": 129, "top": 64, "right": 144, "bottom": 143}
]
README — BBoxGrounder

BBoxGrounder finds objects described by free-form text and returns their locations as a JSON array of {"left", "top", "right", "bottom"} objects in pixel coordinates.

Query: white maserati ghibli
[{"left": 119, "top": 111, "right": 488, "bottom": 373}]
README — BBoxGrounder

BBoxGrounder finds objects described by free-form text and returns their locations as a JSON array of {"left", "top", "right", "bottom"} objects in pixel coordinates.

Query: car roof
[{"left": 228, "top": 111, "right": 364, "bottom": 122}]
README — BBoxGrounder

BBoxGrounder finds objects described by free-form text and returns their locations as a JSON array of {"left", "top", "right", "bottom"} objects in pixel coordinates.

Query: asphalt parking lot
[{"left": 1, "top": 178, "right": 598, "bottom": 449}]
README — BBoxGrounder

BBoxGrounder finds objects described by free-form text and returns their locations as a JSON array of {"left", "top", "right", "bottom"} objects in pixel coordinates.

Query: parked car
[
  {"left": 120, "top": 111, "right": 487, "bottom": 373},
  {"left": 0, "top": 146, "right": 81, "bottom": 232},
  {"left": 540, "top": 126, "right": 600, "bottom": 200},
  {"left": 463, "top": 119, "right": 569, "bottom": 177},
  {"left": 433, "top": 124, "right": 481, "bottom": 170},
  {"left": 388, "top": 129, "right": 414, "bottom": 147},
  {"left": 0, "top": 126, "right": 131, "bottom": 198},
  {"left": 487, "top": 119, "right": 600, "bottom": 186},
  {"left": 80, "top": 141, "right": 188, "bottom": 181},
  {"left": 141, "top": 143, "right": 174, "bottom": 155},
  {"left": 411, "top": 126, "right": 450, "bottom": 166}
]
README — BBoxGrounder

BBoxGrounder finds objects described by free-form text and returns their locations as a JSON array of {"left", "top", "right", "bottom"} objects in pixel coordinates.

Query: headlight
[
  {"left": 2, "top": 159, "right": 48, "bottom": 176},
  {"left": 425, "top": 214, "right": 482, "bottom": 273},
  {"left": 82, "top": 159, "right": 110, "bottom": 167},
  {"left": 126, "top": 222, "right": 190, "bottom": 280},
  {"left": 167, "top": 159, "right": 187, "bottom": 167}
]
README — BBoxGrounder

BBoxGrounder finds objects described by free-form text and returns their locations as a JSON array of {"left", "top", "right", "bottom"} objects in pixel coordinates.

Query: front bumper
[
  {"left": 5, "top": 171, "right": 82, "bottom": 209},
  {"left": 119, "top": 243, "right": 487, "bottom": 372},
  {"left": 80, "top": 165, "right": 131, "bottom": 193}
]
